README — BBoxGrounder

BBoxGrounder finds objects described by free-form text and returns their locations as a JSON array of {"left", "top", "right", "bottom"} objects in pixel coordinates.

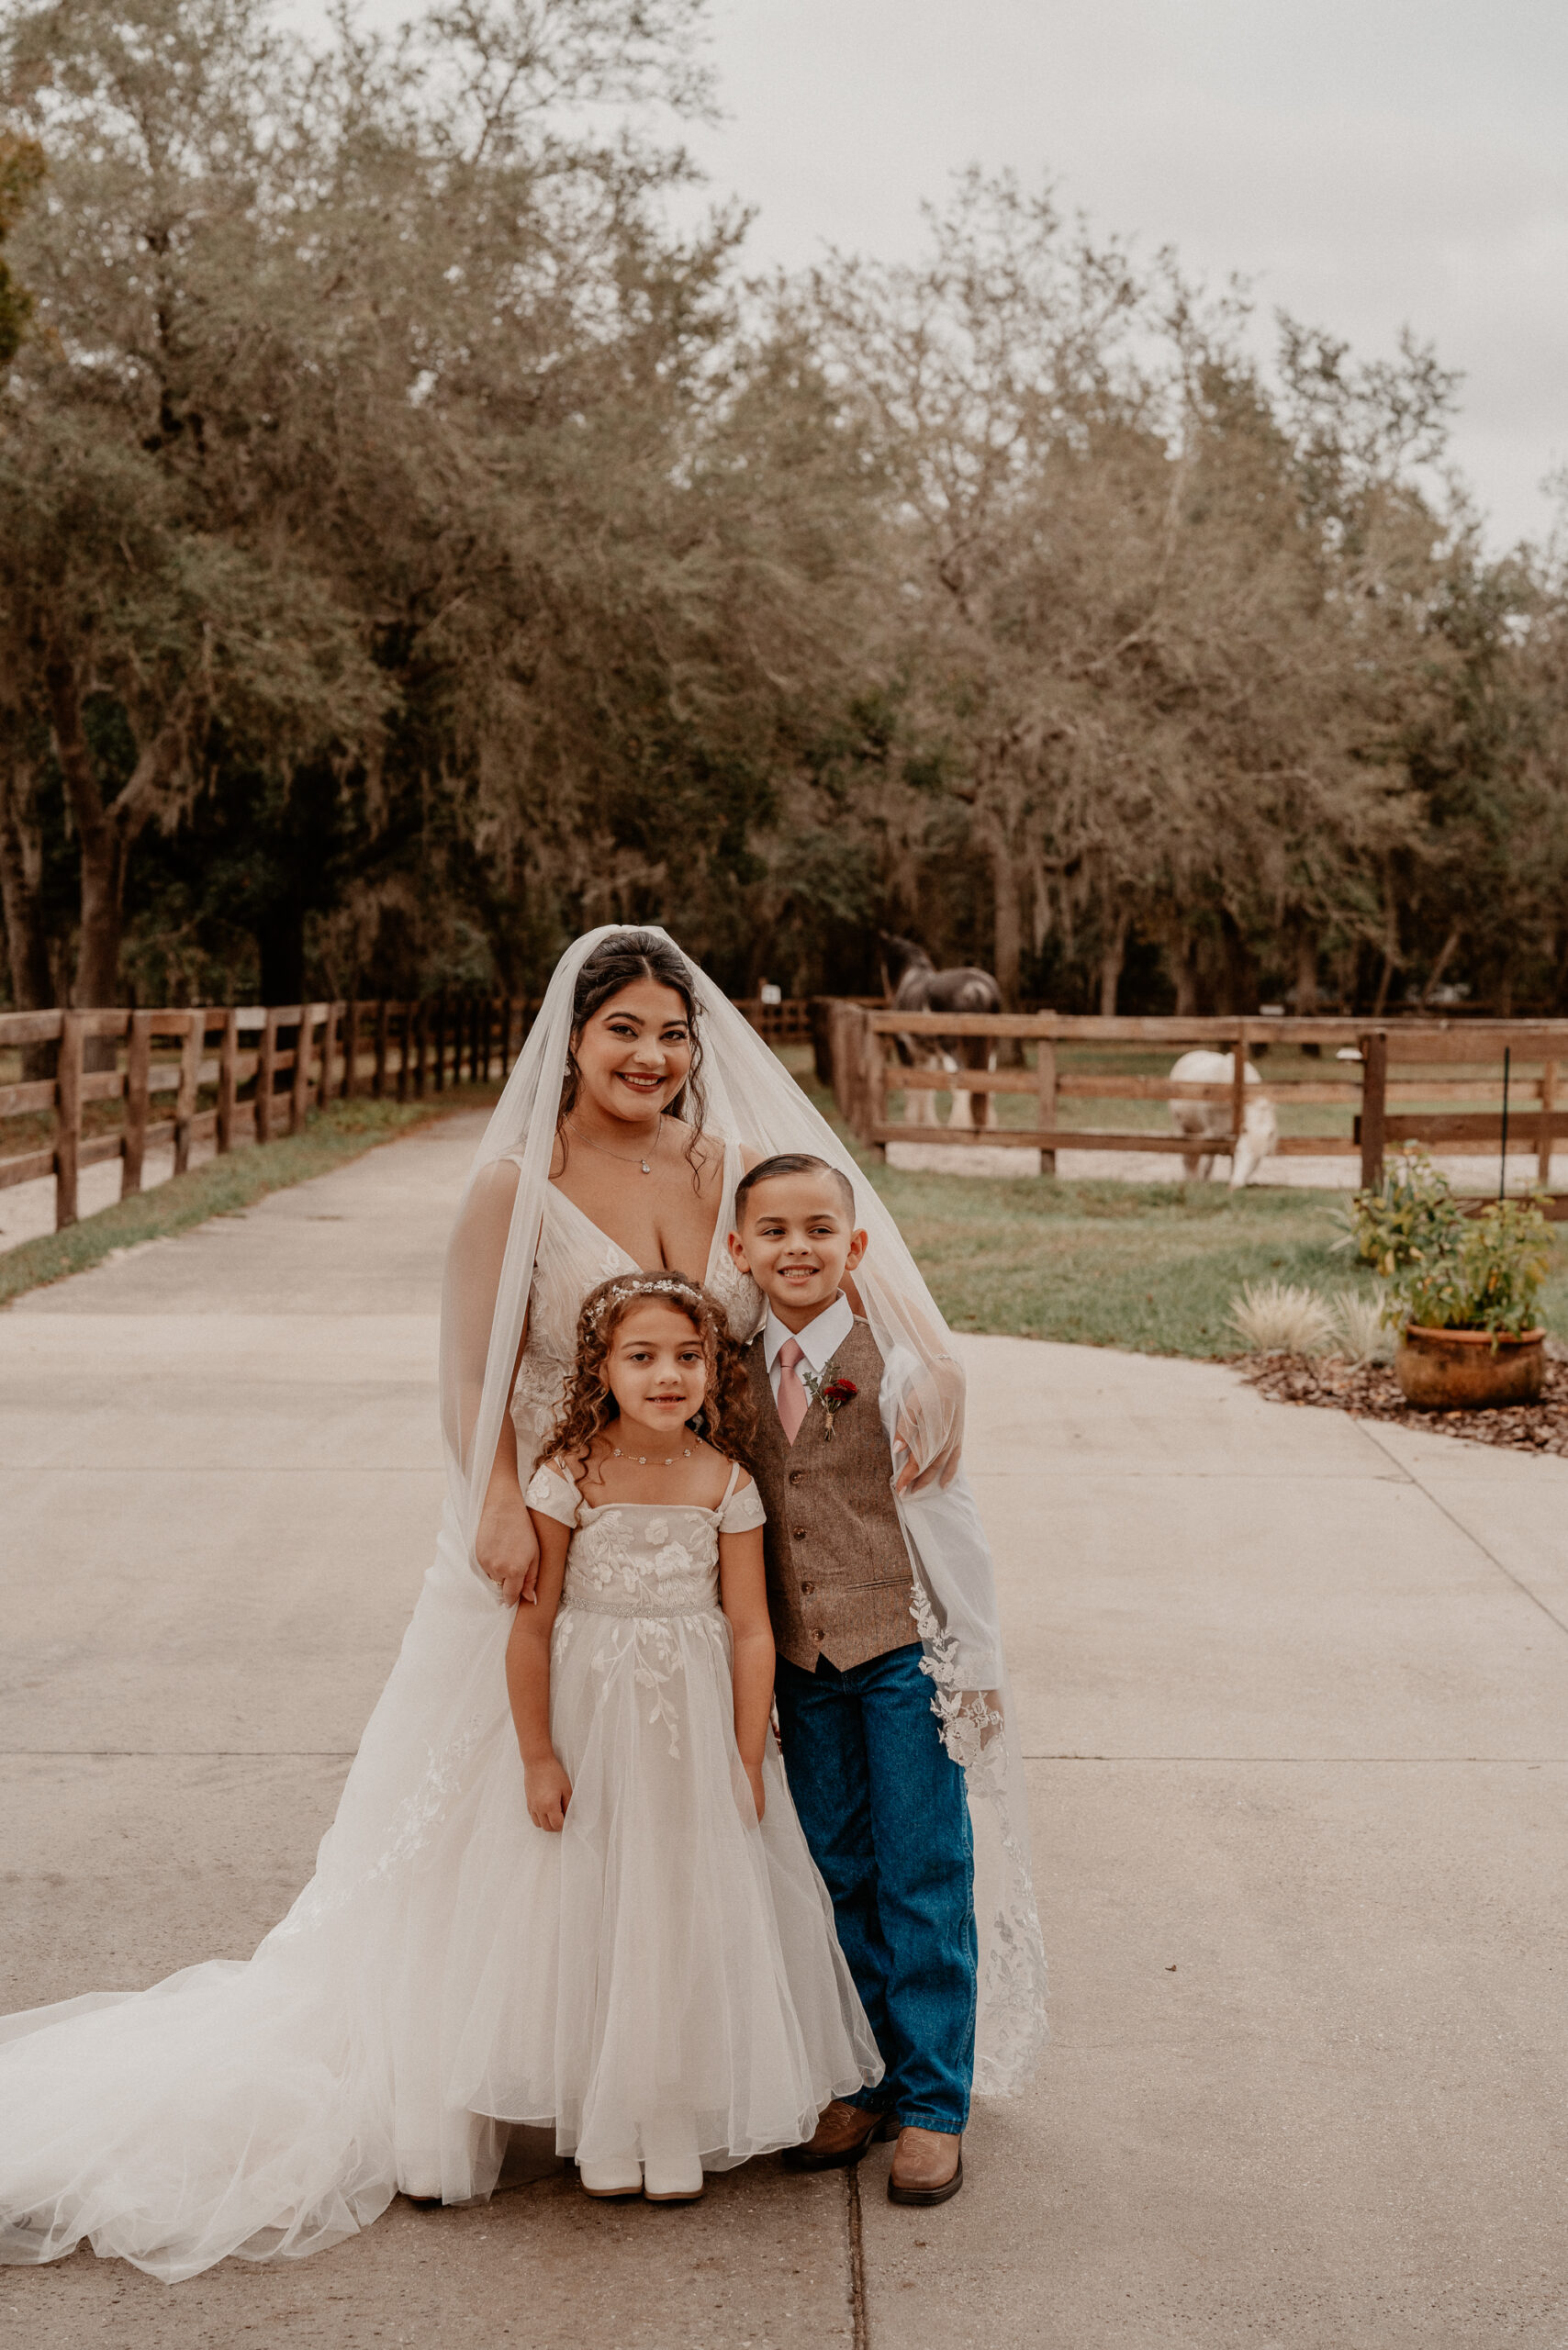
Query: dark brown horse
[{"left": 879, "top": 934, "right": 1002, "bottom": 1131}]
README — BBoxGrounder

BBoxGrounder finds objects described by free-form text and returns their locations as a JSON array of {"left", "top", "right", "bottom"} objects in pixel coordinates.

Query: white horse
[{"left": 1169, "top": 1050, "right": 1278, "bottom": 1187}]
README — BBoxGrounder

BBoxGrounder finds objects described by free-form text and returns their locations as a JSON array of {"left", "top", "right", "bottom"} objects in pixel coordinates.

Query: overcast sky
[{"left": 680, "top": 0, "right": 1568, "bottom": 554}]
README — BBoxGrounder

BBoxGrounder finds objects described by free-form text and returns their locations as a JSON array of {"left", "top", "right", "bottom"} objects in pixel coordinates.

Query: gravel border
[{"left": 1235, "top": 1350, "right": 1568, "bottom": 1457}]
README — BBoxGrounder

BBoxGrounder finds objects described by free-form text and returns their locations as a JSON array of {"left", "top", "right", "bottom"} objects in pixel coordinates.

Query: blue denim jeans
[{"left": 775, "top": 1643, "right": 976, "bottom": 2132}]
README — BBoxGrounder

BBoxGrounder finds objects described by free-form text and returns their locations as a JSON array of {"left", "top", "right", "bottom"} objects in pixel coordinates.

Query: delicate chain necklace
[
  {"left": 568, "top": 1117, "right": 661, "bottom": 1177},
  {"left": 611, "top": 1444, "right": 695, "bottom": 1467}
]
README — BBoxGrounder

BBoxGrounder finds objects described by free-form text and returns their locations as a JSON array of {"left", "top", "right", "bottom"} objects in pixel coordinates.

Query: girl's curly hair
[{"left": 534, "top": 1271, "right": 756, "bottom": 1476}]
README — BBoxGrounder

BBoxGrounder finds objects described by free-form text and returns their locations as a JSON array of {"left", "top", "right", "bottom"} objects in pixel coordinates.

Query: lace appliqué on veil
[{"left": 909, "top": 1581, "right": 1049, "bottom": 2099}]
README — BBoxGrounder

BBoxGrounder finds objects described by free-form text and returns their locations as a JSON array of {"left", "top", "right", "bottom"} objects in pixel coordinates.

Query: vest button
[
  {"left": 792, "top": 1528, "right": 808, "bottom": 1541},
  {"left": 788, "top": 1470, "right": 803, "bottom": 1484},
  {"left": 800, "top": 1580, "right": 814, "bottom": 1595}
]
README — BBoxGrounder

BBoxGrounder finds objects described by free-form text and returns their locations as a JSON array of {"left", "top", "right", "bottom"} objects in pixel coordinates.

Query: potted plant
[{"left": 1349, "top": 1151, "right": 1553, "bottom": 1408}]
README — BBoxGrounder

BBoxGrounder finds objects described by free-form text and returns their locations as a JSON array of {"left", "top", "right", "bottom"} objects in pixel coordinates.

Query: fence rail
[
  {"left": 815, "top": 1002, "right": 1568, "bottom": 1211},
  {"left": 0, "top": 996, "right": 539, "bottom": 1234},
  {"left": 0, "top": 990, "right": 868, "bottom": 1238}
]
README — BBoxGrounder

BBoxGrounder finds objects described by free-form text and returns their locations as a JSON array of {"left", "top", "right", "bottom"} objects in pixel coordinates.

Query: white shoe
[
  {"left": 578, "top": 2155, "right": 643, "bottom": 2198},
  {"left": 642, "top": 2153, "right": 705, "bottom": 2202}
]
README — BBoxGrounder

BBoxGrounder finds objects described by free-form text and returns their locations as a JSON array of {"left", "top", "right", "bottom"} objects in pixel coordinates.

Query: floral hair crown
[{"left": 585, "top": 1272, "right": 706, "bottom": 1329}]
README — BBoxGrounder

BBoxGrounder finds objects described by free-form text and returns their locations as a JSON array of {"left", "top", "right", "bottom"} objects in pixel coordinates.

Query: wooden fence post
[
  {"left": 217, "top": 1007, "right": 239, "bottom": 1154},
  {"left": 1539, "top": 1059, "right": 1557, "bottom": 1189},
  {"left": 413, "top": 1000, "right": 427, "bottom": 1098},
  {"left": 343, "top": 998, "right": 359, "bottom": 1101},
  {"left": 860, "top": 1012, "right": 886, "bottom": 1161},
  {"left": 257, "top": 1008, "right": 279, "bottom": 1144},
  {"left": 1359, "top": 1029, "right": 1387, "bottom": 1191},
  {"left": 290, "top": 1005, "right": 313, "bottom": 1134},
  {"left": 122, "top": 1012, "right": 152, "bottom": 1194},
  {"left": 375, "top": 1001, "right": 389, "bottom": 1100},
  {"left": 55, "top": 1009, "right": 83, "bottom": 1229},
  {"left": 1230, "top": 1024, "right": 1249, "bottom": 1161},
  {"left": 173, "top": 1013, "right": 202, "bottom": 1174},
  {"left": 1036, "top": 1018, "right": 1058, "bottom": 1176},
  {"left": 432, "top": 994, "right": 446, "bottom": 1092},
  {"left": 500, "top": 998, "right": 514, "bottom": 1079}
]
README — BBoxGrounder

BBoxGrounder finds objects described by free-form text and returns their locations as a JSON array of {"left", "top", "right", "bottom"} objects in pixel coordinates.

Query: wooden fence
[
  {"left": 0, "top": 997, "right": 534, "bottom": 1234},
  {"left": 817, "top": 1003, "right": 1568, "bottom": 1210},
  {"left": 0, "top": 990, "right": 863, "bottom": 1238}
]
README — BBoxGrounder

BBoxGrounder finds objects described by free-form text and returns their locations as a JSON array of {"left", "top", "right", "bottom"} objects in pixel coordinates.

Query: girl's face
[
  {"left": 604, "top": 1300, "right": 709, "bottom": 1433},
  {"left": 572, "top": 980, "right": 692, "bottom": 1125}
]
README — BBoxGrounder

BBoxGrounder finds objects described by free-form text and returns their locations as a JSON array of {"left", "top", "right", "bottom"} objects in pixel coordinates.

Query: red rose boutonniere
[{"left": 801, "top": 1360, "right": 858, "bottom": 1440}]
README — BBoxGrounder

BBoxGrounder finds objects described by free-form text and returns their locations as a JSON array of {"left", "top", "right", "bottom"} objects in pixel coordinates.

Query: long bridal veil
[{"left": 0, "top": 925, "right": 1044, "bottom": 2286}]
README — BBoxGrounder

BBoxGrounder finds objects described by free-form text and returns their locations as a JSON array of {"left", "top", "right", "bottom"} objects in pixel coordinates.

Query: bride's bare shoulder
[{"left": 664, "top": 1118, "right": 727, "bottom": 1189}]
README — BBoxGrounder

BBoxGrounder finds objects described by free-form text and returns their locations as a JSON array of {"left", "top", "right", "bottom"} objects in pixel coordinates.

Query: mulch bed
[{"left": 1235, "top": 1350, "right": 1568, "bottom": 1457}]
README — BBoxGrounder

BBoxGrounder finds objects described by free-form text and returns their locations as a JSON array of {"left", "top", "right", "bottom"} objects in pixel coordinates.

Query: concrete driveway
[{"left": 3, "top": 1114, "right": 1565, "bottom": 2347}]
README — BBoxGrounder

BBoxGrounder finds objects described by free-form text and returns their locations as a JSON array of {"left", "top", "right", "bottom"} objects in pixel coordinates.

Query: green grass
[
  {"left": 10, "top": 1046, "right": 1567, "bottom": 1359},
  {"left": 782, "top": 1057, "right": 1568, "bottom": 1359},
  {"left": 0, "top": 1087, "right": 503, "bottom": 1309}
]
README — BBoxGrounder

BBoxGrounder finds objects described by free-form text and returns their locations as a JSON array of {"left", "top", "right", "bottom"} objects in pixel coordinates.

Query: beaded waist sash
[{"left": 562, "top": 1585, "right": 721, "bottom": 1621}]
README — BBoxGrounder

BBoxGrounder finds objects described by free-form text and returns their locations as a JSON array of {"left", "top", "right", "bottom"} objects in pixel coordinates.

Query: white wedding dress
[
  {"left": 0, "top": 1150, "right": 834, "bottom": 2280},
  {"left": 0, "top": 926, "right": 1047, "bottom": 2285}
]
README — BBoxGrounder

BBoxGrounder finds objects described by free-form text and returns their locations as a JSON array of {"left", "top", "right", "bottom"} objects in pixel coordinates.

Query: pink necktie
[{"left": 776, "top": 1338, "right": 809, "bottom": 1444}]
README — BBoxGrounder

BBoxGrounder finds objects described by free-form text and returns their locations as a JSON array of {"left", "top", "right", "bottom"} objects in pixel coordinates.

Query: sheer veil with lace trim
[
  {"left": 0, "top": 924, "right": 1043, "bottom": 2288},
  {"left": 442, "top": 927, "right": 1046, "bottom": 2096}
]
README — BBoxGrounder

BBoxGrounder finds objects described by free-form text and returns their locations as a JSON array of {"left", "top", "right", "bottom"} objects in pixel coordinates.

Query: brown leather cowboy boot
[
  {"left": 782, "top": 2100, "right": 896, "bottom": 2172},
  {"left": 887, "top": 2125, "right": 962, "bottom": 2206}
]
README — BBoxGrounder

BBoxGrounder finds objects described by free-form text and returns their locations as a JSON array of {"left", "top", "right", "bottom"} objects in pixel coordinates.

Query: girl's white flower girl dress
[{"left": 446, "top": 1454, "right": 878, "bottom": 2174}]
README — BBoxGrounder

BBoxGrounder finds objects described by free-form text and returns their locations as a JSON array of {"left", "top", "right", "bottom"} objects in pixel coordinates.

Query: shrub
[
  {"left": 1327, "top": 1290, "right": 1394, "bottom": 1365},
  {"left": 1349, "top": 1150, "right": 1551, "bottom": 1337},
  {"left": 1229, "top": 1280, "right": 1335, "bottom": 1355}
]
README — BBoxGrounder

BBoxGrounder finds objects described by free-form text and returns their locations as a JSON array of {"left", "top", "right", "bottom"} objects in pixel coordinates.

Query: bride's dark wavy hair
[
  {"left": 535, "top": 1271, "right": 756, "bottom": 1476},
  {"left": 557, "top": 931, "right": 709, "bottom": 1186}
]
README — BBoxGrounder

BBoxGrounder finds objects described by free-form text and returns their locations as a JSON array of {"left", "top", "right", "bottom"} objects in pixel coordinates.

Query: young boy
[{"left": 727, "top": 1153, "right": 975, "bottom": 2208}]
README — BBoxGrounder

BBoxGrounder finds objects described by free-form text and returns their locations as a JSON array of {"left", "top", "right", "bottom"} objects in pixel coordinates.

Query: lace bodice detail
[
  {"left": 510, "top": 1144, "right": 762, "bottom": 1457},
  {"left": 525, "top": 1460, "right": 766, "bottom": 1618}
]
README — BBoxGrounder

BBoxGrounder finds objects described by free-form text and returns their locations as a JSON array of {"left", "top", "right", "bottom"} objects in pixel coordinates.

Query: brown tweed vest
[{"left": 745, "top": 1317, "right": 919, "bottom": 1673}]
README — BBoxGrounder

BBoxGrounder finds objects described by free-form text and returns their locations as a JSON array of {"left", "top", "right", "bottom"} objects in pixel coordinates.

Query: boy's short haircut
[{"left": 734, "top": 1152, "right": 857, "bottom": 1225}]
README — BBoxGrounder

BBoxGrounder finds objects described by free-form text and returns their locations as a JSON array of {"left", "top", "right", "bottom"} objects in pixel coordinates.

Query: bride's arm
[{"left": 447, "top": 1158, "right": 541, "bottom": 1603}]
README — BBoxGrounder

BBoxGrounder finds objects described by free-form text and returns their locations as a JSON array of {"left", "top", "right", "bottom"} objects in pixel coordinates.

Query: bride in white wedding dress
[{"left": 0, "top": 926, "right": 1045, "bottom": 2283}]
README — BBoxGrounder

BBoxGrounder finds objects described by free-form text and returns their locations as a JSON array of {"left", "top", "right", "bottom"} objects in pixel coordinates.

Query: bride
[{"left": 0, "top": 926, "right": 1045, "bottom": 2283}]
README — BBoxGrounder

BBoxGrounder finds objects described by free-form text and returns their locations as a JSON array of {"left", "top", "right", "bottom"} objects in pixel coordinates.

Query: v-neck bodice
[{"left": 510, "top": 1144, "right": 762, "bottom": 1458}]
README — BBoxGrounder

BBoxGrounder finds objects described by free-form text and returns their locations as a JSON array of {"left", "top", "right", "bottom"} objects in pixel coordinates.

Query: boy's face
[{"left": 727, "top": 1171, "right": 868, "bottom": 1329}]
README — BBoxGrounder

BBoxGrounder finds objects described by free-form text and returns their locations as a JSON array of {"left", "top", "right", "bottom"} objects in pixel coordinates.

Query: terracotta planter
[{"left": 1394, "top": 1325, "right": 1547, "bottom": 1410}]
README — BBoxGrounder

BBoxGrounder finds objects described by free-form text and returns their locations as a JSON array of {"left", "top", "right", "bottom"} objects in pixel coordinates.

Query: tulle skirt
[
  {"left": 0, "top": 1508, "right": 875, "bottom": 2282},
  {"left": 446, "top": 1598, "right": 878, "bottom": 2168}
]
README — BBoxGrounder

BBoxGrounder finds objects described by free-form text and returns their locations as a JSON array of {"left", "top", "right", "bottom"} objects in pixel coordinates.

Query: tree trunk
[
  {"left": 1168, "top": 931, "right": 1199, "bottom": 1016},
  {"left": 0, "top": 757, "right": 55, "bottom": 1079},
  {"left": 989, "top": 828, "right": 1023, "bottom": 1007},
  {"left": 1098, "top": 914, "right": 1128, "bottom": 1017},
  {"left": 46, "top": 655, "right": 184, "bottom": 1067},
  {"left": 1293, "top": 929, "right": 1318, "bottom": 1015}
]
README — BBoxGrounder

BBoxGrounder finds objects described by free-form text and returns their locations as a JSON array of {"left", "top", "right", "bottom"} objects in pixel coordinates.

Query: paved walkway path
[{"left": 3, "top": 1116, "right": 1565, "bottom": 2347}]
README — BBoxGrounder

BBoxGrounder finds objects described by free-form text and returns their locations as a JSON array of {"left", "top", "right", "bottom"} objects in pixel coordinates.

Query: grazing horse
[
  {"left": 1168, "top": 1050, "right": 1278, "bottom": 1187},
  {"left": 879, "top": 934, "right": 1002, "bottom": 1131}
]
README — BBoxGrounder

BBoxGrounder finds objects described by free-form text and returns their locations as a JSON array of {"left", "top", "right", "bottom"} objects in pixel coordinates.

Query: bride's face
[{"left": 572, "top": 980, "right": 693, "bottom": 1125}]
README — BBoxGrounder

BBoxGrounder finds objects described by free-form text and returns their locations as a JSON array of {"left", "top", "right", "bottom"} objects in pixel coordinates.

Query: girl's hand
[
  {"left": 744, "top": 1760, "right": 766, "bottom": 1824},
  {"left": 525, "top": 1755, "right": 572, "bottom": 1832},
  {"left": 477, "top": 1489, "right": 540, "bottom": 1605}
]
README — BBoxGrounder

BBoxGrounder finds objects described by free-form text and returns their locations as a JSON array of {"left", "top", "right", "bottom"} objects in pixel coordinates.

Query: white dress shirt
[{"left": 762, "top": 1292, "right": 854, "bottom": 1406}]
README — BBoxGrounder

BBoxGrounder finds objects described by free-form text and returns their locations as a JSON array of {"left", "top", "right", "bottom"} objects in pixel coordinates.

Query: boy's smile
[{"left": 728, "top": 1170, "right": 868, "bottom": 1332}]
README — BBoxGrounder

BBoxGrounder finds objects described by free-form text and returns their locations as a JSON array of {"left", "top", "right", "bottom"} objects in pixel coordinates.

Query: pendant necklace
[
  {"left": 612, "top": 1445, "right": 695, "bottom": 1467},
  {"left": 571, "top": 1119, "right": 660, "bottom": 1176}
]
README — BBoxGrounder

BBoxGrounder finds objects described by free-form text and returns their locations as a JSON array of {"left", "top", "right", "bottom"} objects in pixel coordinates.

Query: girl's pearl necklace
[{"left": 611, "top": 1445, "right": 694, "bottom": 1468}]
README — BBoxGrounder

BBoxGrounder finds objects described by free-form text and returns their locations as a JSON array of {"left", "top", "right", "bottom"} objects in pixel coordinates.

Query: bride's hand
[
  {"left": 476, "top": 1490, "right": 540, "bottom": 1606},
  {"left": 525, "top": 1755, "right": 572, "bottom": 1832},
  {"left": 744, "top": 1760, "right": 766, "bottom": 1824}
]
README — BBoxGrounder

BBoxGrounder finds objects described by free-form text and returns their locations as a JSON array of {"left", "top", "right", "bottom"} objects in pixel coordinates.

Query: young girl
[{"left": 447, "top": 1270, "right": 878, "bottom": 2204}]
